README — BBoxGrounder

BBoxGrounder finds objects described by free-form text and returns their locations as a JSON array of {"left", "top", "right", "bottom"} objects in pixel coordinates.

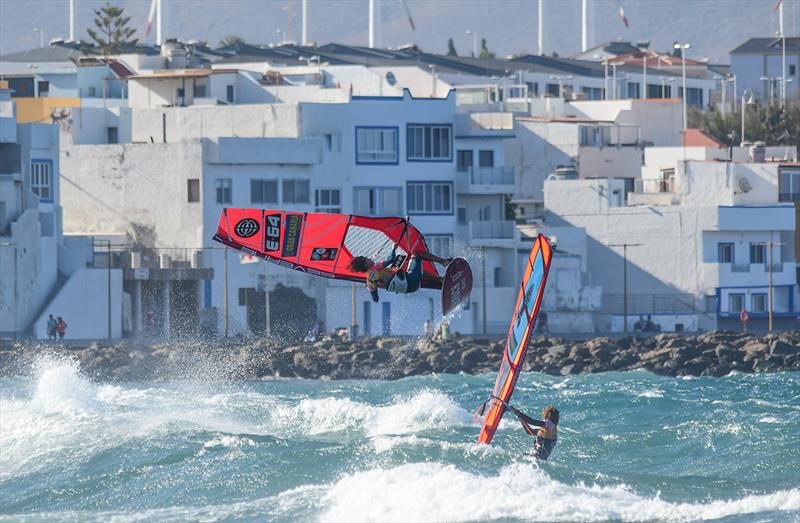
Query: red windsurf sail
[
  {"left": 478, "top": 234, "right": 553, "bottom": 444},
  {"left": 212, "top": 208, "right": 443, "bottom": 288}
]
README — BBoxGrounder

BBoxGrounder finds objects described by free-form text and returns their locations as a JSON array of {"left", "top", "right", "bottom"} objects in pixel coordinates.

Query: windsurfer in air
[
  {"left": 348, "top": 249, "right": 451, "bottom": 302},
  {"left": 508, "top": 404, "right": 560, "bottom": 460}
]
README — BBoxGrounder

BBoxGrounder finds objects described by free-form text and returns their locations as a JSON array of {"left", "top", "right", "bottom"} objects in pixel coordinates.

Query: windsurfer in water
[
  {"left": 508, "top": 404, "right": 560, "bottom": 460},
  {"left": 348, "top": 249, "right": 451, "bottom": 302}
]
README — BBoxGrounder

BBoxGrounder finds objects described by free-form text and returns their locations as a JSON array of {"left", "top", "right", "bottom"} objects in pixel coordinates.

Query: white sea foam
[
  {"left": 319, "top": 462, "right": 800, "bottom": 523},
  {"left": 264, "top": 389, "right": 472, "bottom": 438}
]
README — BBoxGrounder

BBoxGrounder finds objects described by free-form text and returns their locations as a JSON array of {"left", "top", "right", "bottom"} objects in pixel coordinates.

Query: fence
[{"left": 599, "top": 294, "right": 698, "bottom": 315}]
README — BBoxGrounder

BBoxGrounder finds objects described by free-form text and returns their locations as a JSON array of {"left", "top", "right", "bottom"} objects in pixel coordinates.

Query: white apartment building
[
  {"left": 546, "top": 149, "right": 798, "bottom": 333},
  {"left": 507, "top": 98, "right": 683, "bottom": 219},
  {"left": 730, "top": 37, "right": 799, "bottom": 104},
  {"left": 58, "top": 87, "right": 522, "bottom": 337},
  {"left": 0, "top": 81, "right": 123, "bottom": 339}
]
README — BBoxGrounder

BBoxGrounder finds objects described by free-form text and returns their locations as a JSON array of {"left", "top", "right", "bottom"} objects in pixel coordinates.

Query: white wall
[{"left": 32, "top": 268, "right": 123, "bottom": 339}]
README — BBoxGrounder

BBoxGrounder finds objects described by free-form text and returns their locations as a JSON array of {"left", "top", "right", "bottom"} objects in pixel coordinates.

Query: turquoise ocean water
[{"left": 1, "top": 353, "right": 798, "bottom": 522}]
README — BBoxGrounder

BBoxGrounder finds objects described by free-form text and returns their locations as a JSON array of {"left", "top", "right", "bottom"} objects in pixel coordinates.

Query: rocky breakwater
[{"left": 0, "top": 331, "right": 797, "bottom": 381}]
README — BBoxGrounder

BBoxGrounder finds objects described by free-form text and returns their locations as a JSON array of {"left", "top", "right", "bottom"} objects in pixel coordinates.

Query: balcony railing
[
  {"left": 469, "top": 220, "right": 515, "bottom": 240},
  {"left": 764, "top": 262, "right": 783, "bottom": 272},
  {"left": 460, "top": 166, "right": 515, "bottom": 186},
  {"left": 92, "top": 247, "right": 215, "bottom": 270},
  {"left": 730, "top": 263, "right": 750, "bottom": 273}
]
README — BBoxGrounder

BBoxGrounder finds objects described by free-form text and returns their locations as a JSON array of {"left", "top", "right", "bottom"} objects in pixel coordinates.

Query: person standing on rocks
[
  {"left": 46, "top": 314, "right": 57, "bottom": 340},
  {"left": 56, "top": 316, "right": 68, "bottom": 340},
  {"left": 508, "top": 404, "right": 560, "bottom": 460}
]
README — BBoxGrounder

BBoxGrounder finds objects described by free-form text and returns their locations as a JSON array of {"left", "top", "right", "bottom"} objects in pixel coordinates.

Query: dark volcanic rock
[{"left": 1, "top": 331, "right": 798, "bottom": 381}]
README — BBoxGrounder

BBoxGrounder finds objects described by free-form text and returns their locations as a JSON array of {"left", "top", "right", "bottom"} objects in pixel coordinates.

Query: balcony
[
  {"left": 456, "top": 166, "right": 516, "bottom": 194},
  {"left": 461, "top": 220, "right": 518, "bottom": 247}
]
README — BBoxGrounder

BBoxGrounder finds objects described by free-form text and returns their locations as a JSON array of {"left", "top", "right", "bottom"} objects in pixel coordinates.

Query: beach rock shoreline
[{"left": 1, "top": 331, "right": 798, "bottom": 382}]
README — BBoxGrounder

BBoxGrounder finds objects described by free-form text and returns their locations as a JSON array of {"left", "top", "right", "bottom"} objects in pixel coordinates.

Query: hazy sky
[{"left": 1, "top": 0, "right": 797, "bottom": 63}]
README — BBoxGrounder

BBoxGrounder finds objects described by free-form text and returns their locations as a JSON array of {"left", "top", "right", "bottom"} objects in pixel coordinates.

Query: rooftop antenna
[
  {"left": 581, "top": 0, "right": 589, "bottom": 52},
  {"left": 538, "top": 0, "right": 544, "bottom": 55},
  {"left": 302, "top": 0, "right": 308, "bottom": 45},
  {"left": 368, "top": 0, "right": 379, "bottom": 48},
  {"left": 69, "top": 0, "right": 74, "bottom": 41}
]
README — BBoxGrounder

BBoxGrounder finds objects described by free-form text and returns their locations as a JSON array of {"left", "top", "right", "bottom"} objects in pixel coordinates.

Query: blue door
[{"left": 363, "top": 301, "right": 371, "bottom": 336}]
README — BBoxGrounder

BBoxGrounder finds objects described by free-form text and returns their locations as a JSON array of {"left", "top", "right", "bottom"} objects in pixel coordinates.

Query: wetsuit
[
  {"left": 510, "top": 407, "right": 557, "bottom": 460},
  {"left": 366, "top": 250, "right": 422, "bottom": 302}
]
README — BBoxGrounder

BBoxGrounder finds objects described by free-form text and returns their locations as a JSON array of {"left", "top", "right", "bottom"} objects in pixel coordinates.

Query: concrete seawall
[{"left": 1, "top": 331, "right": 798, "bottom": 382}]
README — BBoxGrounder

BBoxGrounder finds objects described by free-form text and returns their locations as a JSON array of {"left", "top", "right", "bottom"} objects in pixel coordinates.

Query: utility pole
[
  {"left": 368, "top": 0, "right": 375, "bottom": 48},
  {"left": 642, "top": 55, "right": 647, "bottom": 99},
  {"left": 755, "top": 241, "right": 784, "bottom": 333},
  {"left": 224, "top": 246, "right": 229, "bottom": 337},
  {"left": 610, "top": 243, "right": 642, "bottom": 334},
  {"left": 673, "top": 42, "right": 691, "bottom": 130},
  {"left": 779, "top": 1, "right": 786, "bottom": 108},
  {"left": 351, "top": 282, "right": 358, "bottom": 339},
  {"left": 482, "top": 247, "right": 487, "bottom": 335}
]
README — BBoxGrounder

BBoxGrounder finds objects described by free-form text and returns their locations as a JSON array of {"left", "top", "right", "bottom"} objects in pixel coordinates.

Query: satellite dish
[
  {"left": 385, "top": 71, "right": 397, "bottom": 86},
  {"left": 737, "top": 177, "right": 752, "bottom": 194}
]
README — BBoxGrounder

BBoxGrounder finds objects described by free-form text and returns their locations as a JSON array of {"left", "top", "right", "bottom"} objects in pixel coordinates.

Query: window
[
  {"left": 718, "top": 243, "right": 734, "bottom": 263},
  {"left": 176, "top": 87, "right": 185, "bottom": 99},
  {"left": 216, "top": 178, "right": 232, "bottom": 204},
  {"left": 728, "top": 293, "right": 745, "bottom": 313},
  {"left": 648, "top": 84, "right": 671, "bottom": 98},
  {"left": 581, "top": 86, "right": 603, "bottom": 100},
  {"left": 526, "top": 81, "right": 539, "bottom": 97},
  {"left": 187, "top": 178, "right": 200, "bottom": 202},
  {"left": 315, "top": 188, "right": 341, "bottom": 213},
  {"left": 406, "top": 124, "right": 452, "bottom": 161},
  {"left": 251, "top": 179, "right": 278, "bottom": 204},
  {"left": 324, "top": 133, "right": 341, "bottom": 152},
  {"left": 750, "top": 243, "right": 766, "bottom": 264},
  {"left": 356, "top": 127, "right": 397, "bottom": 164},
  {"left": 354, "top": 187, "right": 402, "bottom": 215},
  {"left": 30, "top": 160, "right": 52, "bottom": 201},
  {"left": 456, "top": 150, "right": 473, "bottom": 171},
  {"left": 457, "top": 207, "right": 466, "bottom": 224},
  {"left": 678, "top": 86, "right": 703, "bottom": 108},
  {"left": 789, "top": 64, "right": 796, "bottom": 76},
  {"left": 426, "top": 235, "right": 453, "bottom": 258},
  {"left": 193, "top": 83, "right": 207, "bottom": 98},
  {"left": 751, "top": 293, "right": 767, "bottom": 313},
  {"left": 107, "top": 126, "right": 118, "bottom": 144},
  {"left": 282, "top": 179, "right": 310, "bottom": 203},
  {"left": 779, "top": 167, "right": 800, "bottom": 202},
  {"left": 626, "top": 82, "right": 640, "bottom": 99},
  {"left": 407, "top": 182, "right": 453, "bottom": 215},
  {"left": 226, "top": 85, "right": 235, "bottom": 103},
  {"left": 88, "top": 86, "right": 97, "bottom": 97},
  {"left": 545, "top": 83, "right": 560, "bottom": 97},
  {"left": 37, "top": 80, "right": 49, "bottom": 96},
  {"left": 579, "top": 126, "right": 602, "bottom": 146},
  {"left": 478, "top": 150, "right": 494, "bottom": 168}
]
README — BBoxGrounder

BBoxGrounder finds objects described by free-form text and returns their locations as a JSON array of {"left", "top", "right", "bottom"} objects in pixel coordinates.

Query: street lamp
[
  {"left": 714, "top": 75, "right": 727, "bottom": 116},
  {"left": 740, "top": 89, "right": 755, "bottom": 145},
  {"left": 777, "top": 30, "right": 787, "bottom": 108},
  {"left": 466, "top": 29, "right": 477, "bottom": 58},
  {"left": 673, "top": 42, "right": 691, "bottom": 130}
]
